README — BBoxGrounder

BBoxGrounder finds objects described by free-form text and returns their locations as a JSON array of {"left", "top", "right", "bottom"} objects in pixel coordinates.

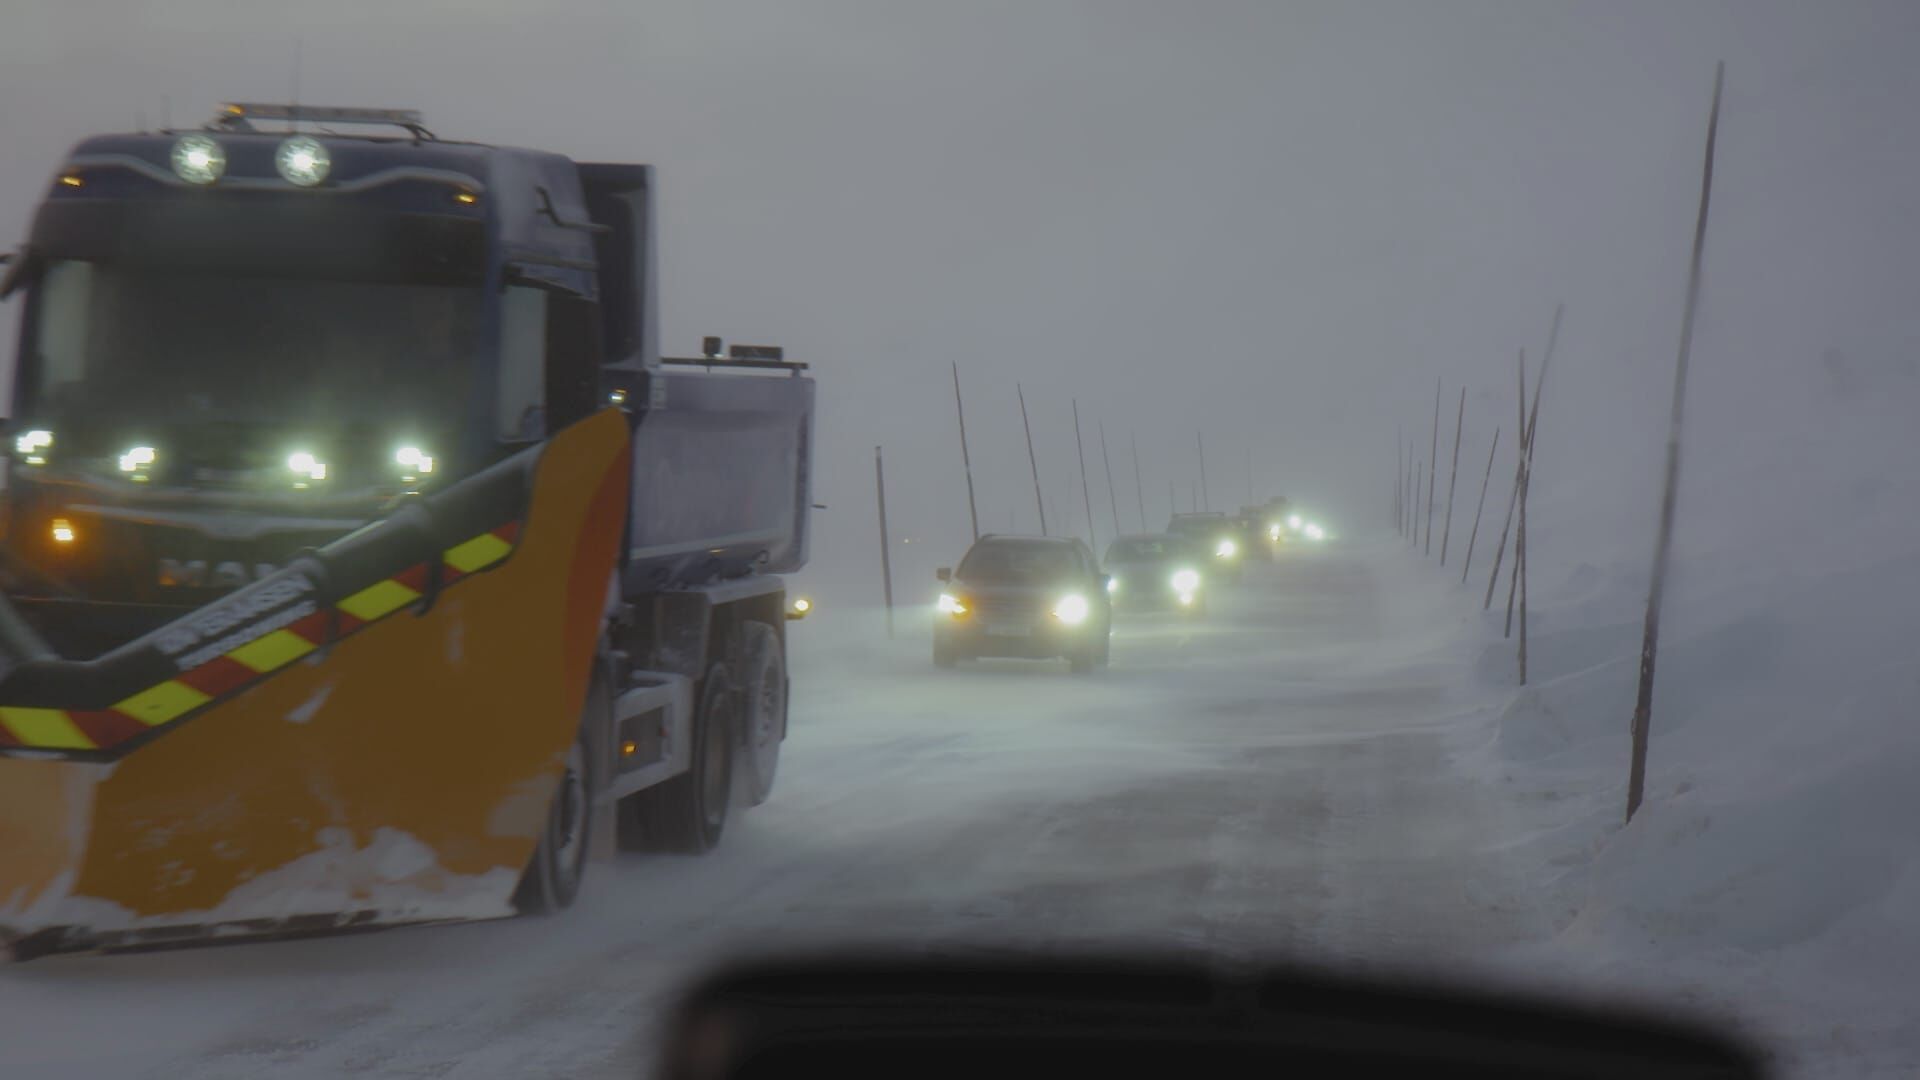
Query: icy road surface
[{"left": 2, "top": 541, "right": 1552, "bottom": 1079}]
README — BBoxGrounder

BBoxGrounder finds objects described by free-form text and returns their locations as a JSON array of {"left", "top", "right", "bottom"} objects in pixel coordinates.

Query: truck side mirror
[{"left": 936, "top": 567, "right": 952, "bottom": 582}]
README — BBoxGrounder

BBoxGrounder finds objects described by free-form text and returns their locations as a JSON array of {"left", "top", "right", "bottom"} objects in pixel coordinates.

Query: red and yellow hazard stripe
[{"left": 0, "top": 522, "right": 522, "bottom": 755}]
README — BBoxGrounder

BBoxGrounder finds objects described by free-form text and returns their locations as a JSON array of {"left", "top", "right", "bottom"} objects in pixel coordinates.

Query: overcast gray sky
[{"left": 4, "top": 1, "right": 1916, "bottom": 598}]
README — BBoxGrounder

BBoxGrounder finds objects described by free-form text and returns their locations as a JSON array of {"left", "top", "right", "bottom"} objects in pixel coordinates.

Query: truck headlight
[
  {"left": 171, "top": 135, "right": 226, "bottom": 184},
  {"left": 1053, "top": 593, "right": 1091, "bottom": 625},
  {"left": 937, "top": 592, "right": 968, "bottom": 616},
  {"left": 1215, "top": 538, "right": 1237, "bottom": 558},
  {"left": 276, "top": 136, "right": 330, "bottom": 187},
  {"left": 1170, "top": 568, "right": 1200, "bottom": 593}
]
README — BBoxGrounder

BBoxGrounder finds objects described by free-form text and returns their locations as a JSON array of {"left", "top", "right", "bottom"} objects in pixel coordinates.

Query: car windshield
[
  {"left": 958, "top": 542, "right": 1079, "bottom": 584},
  {"left": 1167, "top": 518, "right": 1226, "bottom": 538},
  {"left": 4, "top": 8, "right": 1908, "bottom": 1079},
  {"left": 20, "top": 259, "right": 479, "bottom": 433},
  {"left": 1106, "top": 538, "right": 1189, "bottom": 562}
]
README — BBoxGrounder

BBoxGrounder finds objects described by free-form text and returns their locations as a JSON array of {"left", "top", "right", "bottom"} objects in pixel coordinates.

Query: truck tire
[
  {"left": 513, "top": 729, "right": 596, "bottom": 914},
  {"left": 735, "top": 621, "right": 785, "bottom": 807},
  {"left": 622, "top": 662, "right": 735, "bottom": 853}
]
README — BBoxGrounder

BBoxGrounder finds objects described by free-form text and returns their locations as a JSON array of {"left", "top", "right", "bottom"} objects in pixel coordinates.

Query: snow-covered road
[{"left": 1, "top": 541, "right": 1556, "bottom": 1079}]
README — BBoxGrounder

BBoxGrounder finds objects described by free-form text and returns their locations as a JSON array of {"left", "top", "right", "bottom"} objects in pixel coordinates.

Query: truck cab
[{"left": 0, "top": 104, "right": 657, "bottom": 655}]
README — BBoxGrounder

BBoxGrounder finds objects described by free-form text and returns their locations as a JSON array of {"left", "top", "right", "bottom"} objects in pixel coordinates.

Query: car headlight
[
  {"left": 1215, "top": 538, "right": 1237, "bottom": 558},
  {"left": 118, "top": 445, "right": 158, "bottom": 480},
  {"left": 1304, "top": 523, "right": 1326, "bottom": 541},
  {"left": 937, "top": 592, "right": 968, "bottom": 616},
  {"left": 1053, "top": 593, "right": 1091, "bottom": 625},
  {"left": 1106, "top": 577, "right": 1119, "bottom": 594},
  {"left": 1170, "top": 568, "right": 1201, "bottom": 593},
  {"left": 287, "top": 451, "right": 328, "bottom": 485},
  {"left": 394, "top": 445, "right": 437, "bottom": 483},
  {"left": 14, "top": 428, "right": 52, "bottom": 466},
  {"left": 1287, "top": 514, "right": 1303, "bottom": 530}
]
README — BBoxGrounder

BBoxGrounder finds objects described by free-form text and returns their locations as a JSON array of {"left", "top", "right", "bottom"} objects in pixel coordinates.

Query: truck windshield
[{"left": 21, "top": 259, "right": 478, "bottom": 432}]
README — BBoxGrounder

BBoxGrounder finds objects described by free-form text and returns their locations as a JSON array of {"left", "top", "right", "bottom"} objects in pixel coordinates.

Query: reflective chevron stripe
[{"left": 0, "top": 520, "right": 521, "bottom": 755}]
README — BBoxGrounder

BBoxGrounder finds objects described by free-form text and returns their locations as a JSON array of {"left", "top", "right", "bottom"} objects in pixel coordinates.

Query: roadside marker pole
[
  {"left": 1099, "top": 420, "right": 1122, "bottom": 541},
  {"left": 875, "top": 446, "right": 895, "bottom": 638},
  {"left": 1425, "top": 377, "right": 1440, "bottom": 555},
  {"left": 1630, "top": 64, "right": 1723, "bottom": 822},
  {"left": 1131, "top": 434, "right": 1148, "bottom": 532},
  {"left": 1073, "top": 399, "right": 1098, "bottom": 553},
  {"left": 1486, "top": 353, "right": 1525, "bottom": 609},
  {"left": 1461, "top": 426, "right": 1500, "bottom": 583},
  {"left": 1018, "top": 383, "right": 1047, "bottom": 536},
  {"left": 951, "top": 361, "right": 980, "bottom": 542},
  {"left": 1440, "top": 387, "right": 1465, "bottom": 565}
]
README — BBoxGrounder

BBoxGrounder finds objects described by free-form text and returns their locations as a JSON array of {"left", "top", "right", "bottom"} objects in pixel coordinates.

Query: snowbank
[{"left": 1473, "top": 357, "right": 1920, "bottom": 1076}]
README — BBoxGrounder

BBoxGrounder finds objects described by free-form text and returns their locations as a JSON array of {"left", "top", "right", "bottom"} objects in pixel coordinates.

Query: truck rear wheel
[
  {"left": 620, "top": 662, "right": 734, "bottom": 853},
  {"left": 513, "top": 731, "right": 596, "bottom": 914},
  {"left": 736, "top": 621, "right": 785, "bottom": 807}
]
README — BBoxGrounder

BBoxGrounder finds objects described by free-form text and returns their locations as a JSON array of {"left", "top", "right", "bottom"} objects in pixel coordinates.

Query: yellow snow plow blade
[{"left": 0, "top": 410, "right": 631, "bottom": 955}]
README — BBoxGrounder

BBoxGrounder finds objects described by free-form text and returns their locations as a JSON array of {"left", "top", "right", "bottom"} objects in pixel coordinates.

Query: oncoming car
[
  {"left": 933, "top": 535, "right": 1112, "bottom": 673},
  {"left": 1103, "top": 534, "right": 1208, "bottom": 615},
  {"left": 1166, "top": 512, "right": 1245, "bottom": 582}
]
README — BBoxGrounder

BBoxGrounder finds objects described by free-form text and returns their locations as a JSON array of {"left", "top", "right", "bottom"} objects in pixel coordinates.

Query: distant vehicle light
[
  {"left": 1215, "top": 538, "right": 1237, "bottom": 558},
  {"left": 171, "top": 135, "right": 226, "bottom": 184},
  {"left": 1288, "top": 514, "right": 1303, "bottom": 530},
  {"left": 118, "top": 445, "right": 157, "bottom": 473},
  {"left": 50, "top": 518, "right": 75, "bottom": 545},
  {"left": 287, "top": 451, "right": 328, "bottom": 482},
  {"left": 15, "top": 429, "right": 53, "bottom": 459},
  {"left": 1304, "top": 523, "right": 1326, "bottom": 541},
  {"left": 1170, "top": 568, "right": 1201, "bottom": 593},
  {"left": 1269, "top": 523, "right": 1282, "bottom": 540},
  {"left": 937, "top": 592, "right": 968, "bottom": 616},
  {"left": 395, "top": 446, "right": 436, "bottom": 475},
  {"left": 275, "top": 135, "right": 330, "bottom": 187},
  {"left": 1053, "top": 593, "right": 1091, "bottom": 625},
  {"left": 1106, "top": 577, "right": 1119, "bottom": 594}
]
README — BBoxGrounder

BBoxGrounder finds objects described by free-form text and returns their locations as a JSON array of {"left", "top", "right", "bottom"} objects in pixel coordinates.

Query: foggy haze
[{"left": 3, "top": 0, "right": 1915, "bottom": 601}]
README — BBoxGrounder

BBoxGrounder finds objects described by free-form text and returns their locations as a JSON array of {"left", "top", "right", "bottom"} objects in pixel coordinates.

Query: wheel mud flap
[{"left": 0, "top": 411, "right": 631, "bottom": 947}]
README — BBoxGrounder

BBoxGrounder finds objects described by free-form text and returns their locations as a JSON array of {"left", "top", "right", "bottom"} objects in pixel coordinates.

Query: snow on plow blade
[{"left": 0, "top": 411, "right": 631, "bottom": 958}]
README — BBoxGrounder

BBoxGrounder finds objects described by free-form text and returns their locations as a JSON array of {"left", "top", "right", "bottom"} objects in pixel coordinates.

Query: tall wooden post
[
  {"left": 1630, "top": 64, "right": 1724, "bottom": 823},
  {"left": 1018, "top": 383, "right": 1047, "bottom": 536},
  {"left": 1099, "top": 420, "right": 1122, "bottom": 540},
  {"left": 1461, "top": 427, "right": 1500, "bottom": 583},
  {"left": 875, "top": 446, "right": 895, "bottom": 638},
  {"left": 1440, "top": 387, "right": 1465, "bottom": 565},
  {"left": 1486, "top": 352, "right": 1526, "bottom": 609},
  {"left": 1197, "top": 433, "right": 1211, "bottom": 511},
  {"left": 951, "top": 361, "right": 980, "bottom": 542},
  {"left": 1073, "top": 399, "right": 1098, "bottom": 552},
  {"left": 1132, "top": 434, "right": 1148, "bottom": 532},
  {"left": 1425, "top": 377, "right": 1440, "bottom": 555}
]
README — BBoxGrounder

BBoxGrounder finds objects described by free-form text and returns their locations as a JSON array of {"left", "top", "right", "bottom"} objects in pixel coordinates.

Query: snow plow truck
[{"left": 0, "top": 104, "right": 814, "bottom": 959}]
